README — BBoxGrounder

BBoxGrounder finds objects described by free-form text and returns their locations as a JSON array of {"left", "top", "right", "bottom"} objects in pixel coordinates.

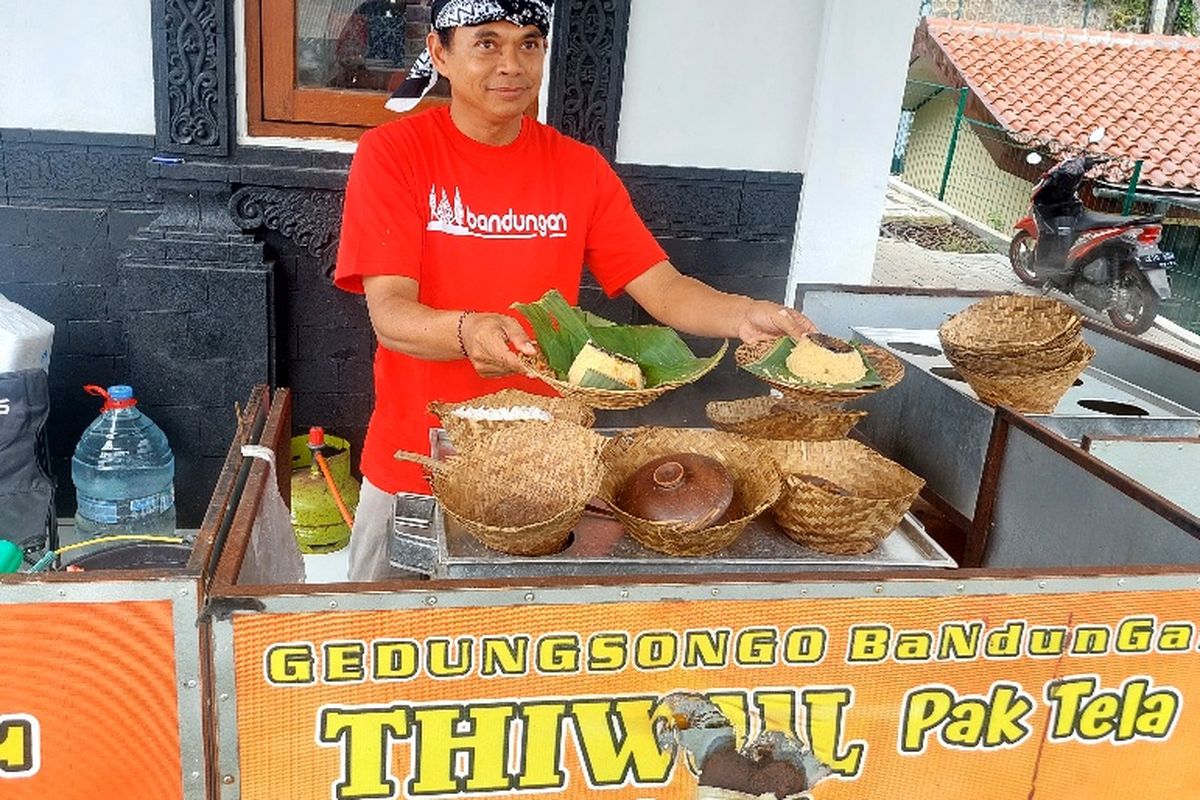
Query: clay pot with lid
[{"left": 615, "top": 453, "right": 735, "bottom": 532}]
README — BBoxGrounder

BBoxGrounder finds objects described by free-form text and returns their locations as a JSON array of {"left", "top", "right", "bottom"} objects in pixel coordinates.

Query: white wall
[
  {"left": 616, "top": 0, "right": 822, "bottom": 172},
  {"left": 788, "top": 0, "right": 915, "bottom": 289},
  {"left": 0, "top": 0, "right": 155, "bottom": 134}
]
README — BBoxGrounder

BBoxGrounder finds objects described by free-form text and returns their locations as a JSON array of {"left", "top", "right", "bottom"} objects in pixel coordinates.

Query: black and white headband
[{"left": 386, "top": 0, "right": 552, "bottom": 113}]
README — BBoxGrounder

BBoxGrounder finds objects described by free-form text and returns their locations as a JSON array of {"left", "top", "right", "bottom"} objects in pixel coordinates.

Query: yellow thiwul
[
  {"left": 784, "top": 334, "right": 868, "bottom": 385},
  {"left": 567, "top": 341, "right": 645, "bottom": 389}
]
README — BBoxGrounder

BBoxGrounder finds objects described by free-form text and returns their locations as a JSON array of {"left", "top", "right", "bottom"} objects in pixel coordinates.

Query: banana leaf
[
  {"left": 740, "top": 336, "right": 884, "bottom": 389},
  {"left": 512, "top": 290, "right": 726, "bottom": 388},
  {"left": 574, "top": 368, "right": 635, "bottom": 391}
]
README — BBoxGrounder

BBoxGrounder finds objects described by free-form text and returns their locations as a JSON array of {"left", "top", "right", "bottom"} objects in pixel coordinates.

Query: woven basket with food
[
  {"left": 395, "top": 420, "right": 607, "bottom": 556},
  {"left": 599, "top": 427, "right": 781, "bottom": 557},
  {"left": 429, "top": 388, "right": 595, "bottom": 448},
  {"left": 512, "top": 290, "right": 727, "bottom": 410},
  {"left": 766, "top": 439, "right": 924, "bottom": 555},
  {"left": 705, "top": 395, "right": 866, "bottom": 441},
  {"left": 736, "top": 333, "right": 904, "bottom": 404}
]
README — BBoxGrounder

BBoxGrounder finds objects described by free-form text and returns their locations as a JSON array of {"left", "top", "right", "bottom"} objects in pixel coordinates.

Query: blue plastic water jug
[{"left": 71, "top": 385, "right": 176, "bottom": 538}]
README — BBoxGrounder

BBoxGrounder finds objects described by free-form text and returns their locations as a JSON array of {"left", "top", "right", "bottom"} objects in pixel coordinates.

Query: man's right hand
[
  {"left": 362, "top": 276, "right": 539, "bottom": 374},
  {"left": 459, "top": 312, "right": 537, "bottom": 378}
]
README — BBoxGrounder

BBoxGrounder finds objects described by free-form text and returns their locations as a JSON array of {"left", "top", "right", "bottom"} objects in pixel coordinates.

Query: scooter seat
[{"left": 1076, "top": 209, "right": 1163, "bottom": 232}]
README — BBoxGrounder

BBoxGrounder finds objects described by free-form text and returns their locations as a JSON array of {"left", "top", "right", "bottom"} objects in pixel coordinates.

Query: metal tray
[
  {"left": 388, "top": 428, "right": 956, "bottom": 578},
  {"left": 421, "top": 509, "right": 954, "bottom": 579}
]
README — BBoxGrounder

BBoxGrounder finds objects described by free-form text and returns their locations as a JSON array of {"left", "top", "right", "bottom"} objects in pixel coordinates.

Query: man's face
[{"left": 428, "top": 22, "right": 546, "bottom": 125}]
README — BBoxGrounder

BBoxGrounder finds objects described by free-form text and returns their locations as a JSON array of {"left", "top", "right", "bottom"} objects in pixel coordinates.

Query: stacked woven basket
[
  {"left": 938, "top": 296, "right": 1094, "bottom": 414},
  {"left": 398, "top": 417, "right": 608, "bottom": 557},
  {"left": 429, "top": 389, "right": 595, "bottom": 449},
  {"left": 768, "top": 439, "right": 925, "bottom": 555}
]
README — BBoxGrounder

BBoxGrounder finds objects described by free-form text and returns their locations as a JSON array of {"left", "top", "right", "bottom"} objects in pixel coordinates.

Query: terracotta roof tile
[{"left": 923, "top": 18, "right": 1200, "bottom": 193}]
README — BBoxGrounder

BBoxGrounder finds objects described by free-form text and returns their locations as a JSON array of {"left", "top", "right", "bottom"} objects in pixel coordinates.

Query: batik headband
[{"left": 386, "top": 0, "right": 552, "bottom": 113}]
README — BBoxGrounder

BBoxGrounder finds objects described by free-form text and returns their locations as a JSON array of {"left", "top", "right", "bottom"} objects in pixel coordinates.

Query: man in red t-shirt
[{"left": 334, "top": 0, "right": 816, "bottom": 580}]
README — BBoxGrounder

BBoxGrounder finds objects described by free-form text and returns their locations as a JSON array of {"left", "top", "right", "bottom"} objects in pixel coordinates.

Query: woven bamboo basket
[
  {"left": 429, "top": 389, "right": 595, "bottom": 448},
  {"left": 599, "top": 427, "right": 781, "bottom": 557},
  {"left": 520, "top": 342, "right": 728, "bottom": 411},
  {"left": 956, "top": 341, "right": 1096, "bottom": 413},
  {"left": 735, "top": 339, "right": 905, "bottom": 404},
  {"left": 938, "top": 295, "right": 1083, "bottom": 357},
  {"left": 767, "top": 439, "right": 925, "bottom": 555},
  {"left": 942, "top": 334, "right": 1083, "bottom": 376},
  {"left": 395, "top": 421, "right": 607, "bottom": 556},
  {"left": 705, "top": 396, "right": 867, "bottom": 441}
]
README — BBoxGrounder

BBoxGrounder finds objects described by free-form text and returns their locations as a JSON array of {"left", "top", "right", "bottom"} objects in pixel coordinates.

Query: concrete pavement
[{"left": 872, "top": 238, "right": 1021, "bottom": 291}]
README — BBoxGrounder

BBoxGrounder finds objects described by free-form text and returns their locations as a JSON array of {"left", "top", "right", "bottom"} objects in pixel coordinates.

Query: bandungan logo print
[{"left": 426, "top": 185, "right": 568, "bottom": 240}]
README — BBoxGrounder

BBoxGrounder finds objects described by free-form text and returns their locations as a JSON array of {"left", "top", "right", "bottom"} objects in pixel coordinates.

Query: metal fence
[
  {"left": 892, "top": 78, "right": 1200, "bottom": 334},
  {"left": 921, "top": 0, "right": 1197, "bottom": 35}
]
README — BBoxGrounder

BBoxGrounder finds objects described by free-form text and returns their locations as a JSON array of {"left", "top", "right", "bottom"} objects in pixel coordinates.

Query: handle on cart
[{"left": 394, "top": 449, "right": 448, "bottom": 474}]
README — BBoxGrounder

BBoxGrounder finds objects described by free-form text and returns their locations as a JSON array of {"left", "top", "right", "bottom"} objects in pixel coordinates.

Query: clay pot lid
[{"left": 616, "top": 452, "right": 734, "bottom": 530}]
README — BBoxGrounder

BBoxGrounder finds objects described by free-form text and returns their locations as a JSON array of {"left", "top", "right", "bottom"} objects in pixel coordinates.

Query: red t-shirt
[{"left": 334, "top": 107, "right": 667, "bottom": 493}]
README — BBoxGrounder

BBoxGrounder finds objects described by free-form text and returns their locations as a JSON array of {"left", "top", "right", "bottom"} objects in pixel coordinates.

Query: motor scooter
[{"left": 1010, "top": 130, "right": 1174, "bottom": 335}]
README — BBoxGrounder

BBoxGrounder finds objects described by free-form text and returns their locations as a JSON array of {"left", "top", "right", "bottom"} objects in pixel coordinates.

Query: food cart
[{"left": 194, "top": 287, "right": 1200, "bottom": 799}]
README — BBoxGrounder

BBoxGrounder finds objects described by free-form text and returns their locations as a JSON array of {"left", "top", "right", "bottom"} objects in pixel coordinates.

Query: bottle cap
[
  {"left": 0, "top": 540, "right": 23, "bottom": 574},
  {"left": 308, "top": 427, "right": 326, "bottom": 448},
  {"left": 85, "top": 385, "right": 138, "bottom": 410}
]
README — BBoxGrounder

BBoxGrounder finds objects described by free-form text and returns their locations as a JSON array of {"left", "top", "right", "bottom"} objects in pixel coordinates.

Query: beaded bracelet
[{"left": 456, "top": 311, "right": 474, "bottom": 359}]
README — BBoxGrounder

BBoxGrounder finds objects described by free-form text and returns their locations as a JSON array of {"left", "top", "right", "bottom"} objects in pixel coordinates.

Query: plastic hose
[
  {"left": 314, "top": 451, "right": 356, "bottom": 530},
  {"left": 26, "top": 534, "right": 186, "bottom": 573}
]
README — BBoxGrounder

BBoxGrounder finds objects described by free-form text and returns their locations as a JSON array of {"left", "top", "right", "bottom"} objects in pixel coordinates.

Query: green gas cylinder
[{"left": 290, "top": 429, "right": 360, "bottom": 553}]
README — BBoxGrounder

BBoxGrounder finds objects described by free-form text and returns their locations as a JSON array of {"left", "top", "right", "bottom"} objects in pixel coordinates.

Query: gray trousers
[{"left": 346, "top": 477, "right": 415, "bottom": 581}]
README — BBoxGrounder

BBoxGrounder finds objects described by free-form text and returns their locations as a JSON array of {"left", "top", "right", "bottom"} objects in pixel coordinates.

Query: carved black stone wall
[
  {"left": 118, "top": 180, "right": 272, "bottom": 525},
  {"left": 618, "top": 165, "right": 802, "bottom": 242},
  {"left": 230, "top": 186, "right": 345, "bottom": 276},
  {"left": 152, "top": 0, "right": 232, "bottom": 156},
  {"left": 547, "top": 0, "right": 633, "bottom": 160},
  {"left": 0, "top": 130, "right": 161, "bottom": 519},
  {"left": 261, "top": 229, "right": 374, "bottom": 474}
]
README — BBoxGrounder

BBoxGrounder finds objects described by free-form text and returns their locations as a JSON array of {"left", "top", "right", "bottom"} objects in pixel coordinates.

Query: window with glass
[{"left": 248, "top": 0, "right": 450, "bottom": 139}]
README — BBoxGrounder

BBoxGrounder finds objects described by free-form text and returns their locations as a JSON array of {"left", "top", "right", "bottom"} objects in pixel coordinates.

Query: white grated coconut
[{"left": 450, "top": 405, "right": 553, "bottom": 422}]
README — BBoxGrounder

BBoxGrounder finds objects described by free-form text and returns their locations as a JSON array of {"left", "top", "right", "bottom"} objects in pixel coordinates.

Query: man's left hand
[{"left": 737, "top": 300, "right": 817, "bottom": 343}]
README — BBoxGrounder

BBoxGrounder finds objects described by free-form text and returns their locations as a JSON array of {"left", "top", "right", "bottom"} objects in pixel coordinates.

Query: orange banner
[
  {"left": 232, "top": 589, "right": 1200, "bottom": 799},
  {"left": 0, "top": 600, "right": 181, "bottom": 800}
]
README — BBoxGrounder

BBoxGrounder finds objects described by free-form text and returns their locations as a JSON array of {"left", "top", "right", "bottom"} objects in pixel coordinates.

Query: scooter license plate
[{"left": 1137, "top": 250, "right": 1177, "bottom": 270}]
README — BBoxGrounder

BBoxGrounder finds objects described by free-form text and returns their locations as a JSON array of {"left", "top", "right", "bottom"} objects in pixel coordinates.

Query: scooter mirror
[
  {"left": 1088, "top": 126, "right": 1107, "bottom": 144},
  {"left": 1026, "top": 151, "right": 1043, "bottom": 165}
]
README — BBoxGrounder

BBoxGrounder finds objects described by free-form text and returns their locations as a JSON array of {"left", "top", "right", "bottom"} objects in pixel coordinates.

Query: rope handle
[
  {"left": 83, "top": 385, "right": 137, "bottom": 410},
  {"left": 517, "top": 353, "right": 554, "bottom": 382},
  {"left": 393, "top": 449, "right": 448, "bottom": 474}
]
